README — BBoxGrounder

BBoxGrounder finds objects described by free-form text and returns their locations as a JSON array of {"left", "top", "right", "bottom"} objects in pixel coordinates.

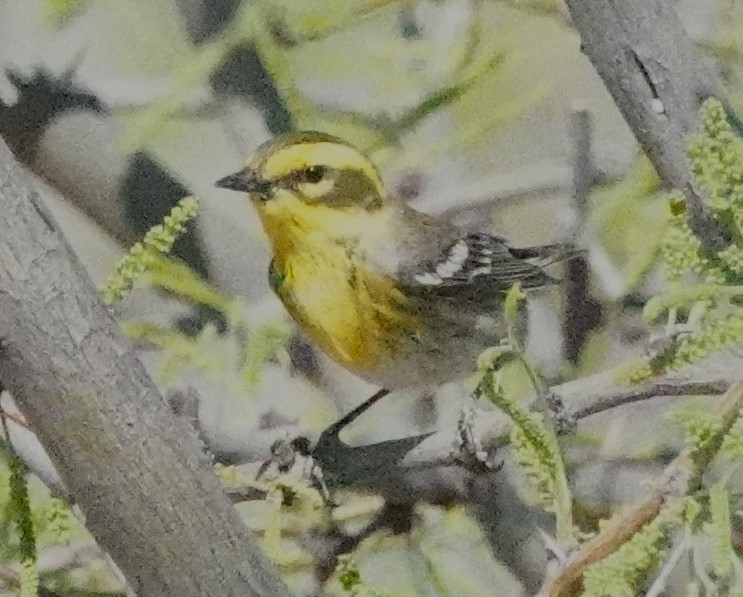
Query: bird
[{"left": 215, "top": 131, "right": 575, "bottom": 395}]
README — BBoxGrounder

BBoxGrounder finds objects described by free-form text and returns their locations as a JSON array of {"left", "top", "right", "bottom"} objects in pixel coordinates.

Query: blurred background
[{"left": 0, "top": 0, "right": 741, "bottom": 595}]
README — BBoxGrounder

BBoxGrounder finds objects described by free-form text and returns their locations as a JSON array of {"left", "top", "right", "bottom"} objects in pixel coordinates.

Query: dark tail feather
[
  {"left": 510, "top": 243, "right": 585, "bottom": 268},
  {"left": 509, "top": 244, "right": 585, "bottom": 289}
]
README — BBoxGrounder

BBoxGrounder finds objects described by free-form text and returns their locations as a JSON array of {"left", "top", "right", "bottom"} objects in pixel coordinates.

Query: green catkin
[{"left": 101, "top": 197, "right": 199, "bottom": 304}]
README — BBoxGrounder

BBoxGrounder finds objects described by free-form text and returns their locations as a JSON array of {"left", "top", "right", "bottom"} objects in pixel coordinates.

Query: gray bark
[
  {"left": 0, "top": 137, "right": 290, "bottom": 596},
  {"left": 564, "top": 0, "right": 728, "bottom": 252}
]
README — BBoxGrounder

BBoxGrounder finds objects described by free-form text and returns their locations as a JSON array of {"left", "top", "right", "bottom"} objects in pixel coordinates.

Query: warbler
[{"left": 216, "top": 132, "right": 573, "bottom": 391}]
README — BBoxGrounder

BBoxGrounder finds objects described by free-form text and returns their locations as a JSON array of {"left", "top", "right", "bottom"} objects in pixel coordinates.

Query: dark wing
[{"left": 399, "top": 231, "right": 577, "bottom": 302}]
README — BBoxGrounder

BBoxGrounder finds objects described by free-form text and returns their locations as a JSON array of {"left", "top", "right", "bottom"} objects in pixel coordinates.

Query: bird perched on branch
[{"left": 216, "top": 132, "right": 575, "bottom": 394}]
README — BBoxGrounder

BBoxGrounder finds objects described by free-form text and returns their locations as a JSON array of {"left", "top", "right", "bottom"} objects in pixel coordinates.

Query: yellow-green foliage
[
  {"left": 121, "top": 321, "right": 226, "bottom": 385},
  {"left": 101, "top": 197, "right": 200, "bottom": 304},
  {"left": 122, "top": 251, "right": 292, "bottom": 380},
  {"left": 660, "top": 192, "right": 716, "bottom": 282},
  {"left": 582, "top": 499, "right": 690, "bottom": 597},
  {"left": 688, "top": 101, "right": 743, "bottom": 218},
  {"left": 657, "top": 98, "right": 743, "bottom": 283},
  {"left": 481, "top": 371, "right": 557, "bottom": 506},
  {"left": 618, "top": 99, "right": 743, "bottom": 384},
  {"left": 42, "top": 498, "right": 71, "bottom": 543},
  {"left": 111, "top": 231, "right": 292, "bottom": 392},
  {"left": 217, "top": 464, "right": 327, "bottom": 570},
  {"left": 668, "top": 409, "right": 724, "bottom": 450},
  {"left": 703, "top": 483, "right": 743, "bottom": 595},
  {"left": 719, "top": 407, "right": 743, "bottom": 461},
  {"left": 612, "top": 359, "right": 655, "bottom": 386},
  {"left": 587, "top": 112, "right": 743, "bottom": 587},
  {"left": 335, "top": 556, "right": 391, "bottom": 597},
  {"left": 242, "top": 322, "right": 294, "bottom": 390},
  {"left": 478, "top": 283, "right": 573, "bottom": 541},
  {"left": 671, "top": 311, "right": 743, "bottom": 367},
  {"left": 0, "top": 448, "right": 78, "bottom": 594},
  {"left": 480, "top": 285, "right": 556, "bottom": 507},
  {"left": 43, "top": 0, "right": 88, "bottom": 24},
  {"left": 144, "top": 255, "right": 235, "bottom": 314},
  {"left": 263, "top": 484, "right": 321, "bottom": 568},
  {"left": 123, "top": 317, "right": 292, "bottom": 391},
  {"left": 6, "top": 454, "right": 38, "bottom": 597}
]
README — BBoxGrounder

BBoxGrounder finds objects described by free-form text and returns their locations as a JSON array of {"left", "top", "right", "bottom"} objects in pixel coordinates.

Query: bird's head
[{"left": 216, "top": 132, "right": 390, "bottom": 242}]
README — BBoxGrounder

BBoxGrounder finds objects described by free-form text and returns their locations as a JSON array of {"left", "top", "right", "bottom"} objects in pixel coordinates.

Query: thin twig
[
  {"left": 563, "top": 106, "right": 601, "bottom": 363},
  {"left": 645, "top": 530, "right": 690, "bottom": 597}
]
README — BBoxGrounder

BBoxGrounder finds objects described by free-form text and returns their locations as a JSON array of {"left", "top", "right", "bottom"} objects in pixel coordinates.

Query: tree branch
[
  {"left": 562, "top": 106, "right": 602, "bottom": 363},
  {"left": 539, "top": 380, "right": 743, "bottom": 597},
  {"left": 564, "top": 0, "right": 728, "bottom": 252},
  {"left": 0, "top": 137, "right": 290, "bottom": 597},
  {"left": 391, "top": 356, "right": 739, "bottom": 476},
  {"left": 226, "top": 348, "right": 742, "bottom": 498}
]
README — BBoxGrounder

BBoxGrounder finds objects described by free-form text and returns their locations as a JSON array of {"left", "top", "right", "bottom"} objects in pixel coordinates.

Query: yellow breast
[{"left": 271, "top": 244, "right": 419, "bottom": 375}]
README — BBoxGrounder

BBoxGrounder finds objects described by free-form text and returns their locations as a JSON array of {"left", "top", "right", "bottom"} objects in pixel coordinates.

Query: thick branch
[
  {"left": 0, "top": 138, "right": 290, "bottom": 596},
  {"left": 564, "top": 0, "right": 728, "bottom": 252}
]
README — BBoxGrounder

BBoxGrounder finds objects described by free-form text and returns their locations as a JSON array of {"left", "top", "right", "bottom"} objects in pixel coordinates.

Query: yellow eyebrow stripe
[{"left": 260, "top": 142, "right": 385, "bottom": 195}]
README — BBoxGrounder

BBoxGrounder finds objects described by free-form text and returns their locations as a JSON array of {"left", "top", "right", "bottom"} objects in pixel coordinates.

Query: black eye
[{"left": 303, "top": 165, "right": 326, "bottom": 183}]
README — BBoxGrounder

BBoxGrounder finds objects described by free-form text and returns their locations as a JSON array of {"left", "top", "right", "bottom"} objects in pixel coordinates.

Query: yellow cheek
[{"left": 254, "top": 190, "right": 297, "bottom": 217}]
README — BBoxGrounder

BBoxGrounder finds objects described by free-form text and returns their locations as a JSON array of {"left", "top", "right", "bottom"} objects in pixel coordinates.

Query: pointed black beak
[{"left": 215, "top": 168, "right": 273, "bottom": 196}]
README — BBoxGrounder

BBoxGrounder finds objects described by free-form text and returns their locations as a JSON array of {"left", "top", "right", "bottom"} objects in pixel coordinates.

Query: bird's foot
[
  {"left": 450, "top": 393, "right": 502, "bottom": 474},
  {"left": 543, "top": 390, "right": 577, "bottom": 435},
  {"left": 256, "top": 436, "right": 336, "bottom": 506}
]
